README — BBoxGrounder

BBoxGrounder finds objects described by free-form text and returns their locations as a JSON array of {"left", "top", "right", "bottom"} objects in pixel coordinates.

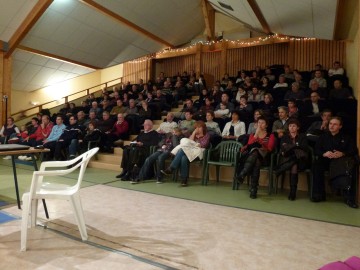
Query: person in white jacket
[{"left": 222, "top": 111, "right": 246, "bottom": 140}]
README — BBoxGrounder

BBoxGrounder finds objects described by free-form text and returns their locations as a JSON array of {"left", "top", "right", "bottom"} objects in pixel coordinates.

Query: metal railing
[{"left": 11, "top": 77, "right": 123, "bottom": 123}]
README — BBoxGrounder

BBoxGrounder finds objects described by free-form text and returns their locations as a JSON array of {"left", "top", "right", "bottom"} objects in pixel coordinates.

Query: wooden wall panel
[
  {"left": 122, "top": 39, "right": 346, "bottom": 84},
  {"left": 122, "top": 60, "right": 149, "bottom": 84},
  {"left": 201, "top": 51, "right": 221, "bottom": 85},
  {"left": 227, "top": 43, "right": 289, "bottom": 76},
  {"left": 292, "top": 39, "right": 346, "bottom": 71},
  {"left": 155, "top": 55, "right": 196, "bottom": 78}
]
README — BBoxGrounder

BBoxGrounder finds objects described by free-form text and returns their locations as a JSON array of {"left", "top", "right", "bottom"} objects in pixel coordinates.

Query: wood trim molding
[
  {"left": 79, "top": 0, "right": 174, "bottom": 48},
  {"left": 17, "top": 45, "right": 100, "bottom": 70},
  {"left": 6, "top": 0, "right": 53, "bottom": 57},
  {"left": 247, "top": 0, "right": 272, "bottom": 34}
]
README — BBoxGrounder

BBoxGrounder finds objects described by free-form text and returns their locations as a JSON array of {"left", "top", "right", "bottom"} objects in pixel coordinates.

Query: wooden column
[
  {"left": 220, "top": 42, "right": 228, "bottom": 77},
  {"left": 0, "top": 52, "right": 12, "bottom": 127},
  {"left": 195, "top": 43, "right": 202, "bottom": 78}
]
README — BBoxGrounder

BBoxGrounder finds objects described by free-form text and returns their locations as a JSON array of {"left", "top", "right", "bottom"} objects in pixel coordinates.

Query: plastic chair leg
[
  {"left": 70, "top": 193, "right": 88, "bottom": 241},
  {"left": 30, "top": 199, "right": 39, "bottom": 227},
  {"left": 216, "top": 166, "right": 220, "bottom": 182},
  {"left": 21, "top": 193, "right": 30, "bottom": 251}
]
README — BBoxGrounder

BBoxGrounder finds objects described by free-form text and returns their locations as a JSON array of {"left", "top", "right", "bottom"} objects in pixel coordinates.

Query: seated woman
[
  {"left": 161, "top": 121, "right": 210, "bottom": 186},
  {"left": 247, "top": 109, "right": 264, "bottom": 134},
  {"left": 234, "top": 117, "right": 276, "bottom": 199},
  {"left": 0, "top": 117, "right": 20, "bottom": 144},
  {"left": 222, "top": 111, "right": 246, "bottom": 141},
  {"left": 80, "top": 121, "right": 102, "bottom": 153},
  {"left": 274, "top": 118, "right": 308, "bottom": 201}
]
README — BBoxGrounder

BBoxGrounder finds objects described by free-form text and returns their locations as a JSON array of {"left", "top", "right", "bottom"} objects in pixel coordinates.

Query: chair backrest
[
  {"left": 31, "top": 148, "right": 99, "bottom": 196},
  {"left": 217, "top": 141, "right": 242, "bottom": 162}
]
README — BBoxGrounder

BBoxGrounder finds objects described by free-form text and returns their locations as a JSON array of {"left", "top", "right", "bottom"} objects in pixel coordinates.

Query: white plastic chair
[{"left": 20, "top": 147, "right": 99, "bottom": 251}]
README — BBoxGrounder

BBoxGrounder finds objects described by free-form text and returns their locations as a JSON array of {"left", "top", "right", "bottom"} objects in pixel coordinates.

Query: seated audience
[
  {"left": 287, "top": 99, "right": 300, "bottom": 119},
  {"left": 302, "top": 92, "right": 326, "bottom": 117},
  {"left": 161, "top": 121, "right": 210, "bottom": 186},
  {"left": 103, "top": 113, "right": 129, "bottom": 152},
  {"left": 110, "top": 99, "right": 127, "bottom": 116},
  {"left": 23, "top": 115, "right": 53, "bottom": 147},
  {"left": 306, "top": 109, "right": 332, "bottom": 143},
  {"left": 272, "top": 106, "right": 290, "bottom": 138},
  {"left": 305, "top": 80, "right": 328, "bottom": 99},
  {"left": 247, "top": 86, "right": 264, "bottom": 102},
  {"left": 273, "top": 75, "right": 288, "bottom": 89},
  {"left": 157, "top": 112, "right": 178, "bottom": 134},
  {"left": 43, "top": 115, "right": 67, "bottom": 160},
  {"left": 116, "top": 120, "right": 160, "bottom": 181},
  {"left": 0, "top": 117, "right": 20, "bottom": 144},
  {"left": 53, "top": 115, "right": 83, "bottom": 160},
  {"left": 284, "top": 82, "right": 305, "bottom": 100},
  {"left": 328, "top": 79, "right": 353, "bottom": 99},
  {"left": 309, "top": 70, "right": 327, "bottom": 88},
  {"left": 80, "top": 121, "right": 102, "bottom": 153},
  {"left": 222, "top": 111, "right": 246, "bottom": 141},
  {"left": 258, "top": 93, "right": 276, "bottom": 120},
  {"left": 247, "top": 110, "right": 264, "bottom": 134},
  {"left": 274, "top": 119, "right": 308, "bottom": 200},
  {"left": 312, "top": 117, "right": 358, "bottom": 208},
  {"left": 178, "top": 110, "right": 196, "bottom": 137},
  {"left": 328, "top": 61, "right": 344, "bottom": 77},
  {"left": 131, "top": 127, "right": 184, "bottom": 184},
  {"left": 234, "top": 116, "right": 276, "bottom": 198}
]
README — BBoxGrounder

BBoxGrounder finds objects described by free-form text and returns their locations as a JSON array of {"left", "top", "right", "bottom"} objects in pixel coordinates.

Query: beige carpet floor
[{"left": 0, "top": 185, "right": 359, "bottom": 270}]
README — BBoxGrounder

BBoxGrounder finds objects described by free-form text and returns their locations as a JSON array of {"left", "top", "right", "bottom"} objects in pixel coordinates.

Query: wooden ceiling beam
[
  {"left": 79, "top": 0, "right": 174, "bottom": 48},
  {"left": 0, "top": 40, "right": 8, "bottom": 52},
  {"left": 247, "top": 0, "right": 272, "bottom": 35},
  {"left": 18, "top": 45, "right": 100, "bottom": 70},
  {"left": 201, "top": 0, "right": 215, "bottom": 41},
  {"left": 6, "top": 0, "right": 53, "bottom": 58}
]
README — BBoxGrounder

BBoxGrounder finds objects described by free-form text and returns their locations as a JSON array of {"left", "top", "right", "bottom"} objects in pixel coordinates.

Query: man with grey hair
[
  {"left": 284, "top": 82, "right": 305, "bottom": 100},
  {"left": 116, "top": 119, "right": 160, "bottom": 180},
  {"left": 272, "top": 106, "right": 289, "bottom": 138},
  {"left": 157, "top": 112, "right": 178, "bottom": 134}
]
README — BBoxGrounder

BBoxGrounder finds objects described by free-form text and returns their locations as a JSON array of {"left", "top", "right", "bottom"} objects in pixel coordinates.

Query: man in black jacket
[
  {"left": 116, "top": 119, "right": 160, "bottom": 180},
  {"left": 312, "top": 116, "right": 358, "bottom": 208},
  {"left": 53, "top": 116, "right": 83, "bottom": 160}
]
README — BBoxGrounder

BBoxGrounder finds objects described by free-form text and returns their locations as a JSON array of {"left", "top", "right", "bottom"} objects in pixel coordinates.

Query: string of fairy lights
[{"left": 129, "top": 34, "right": 316, "bottom": 63}]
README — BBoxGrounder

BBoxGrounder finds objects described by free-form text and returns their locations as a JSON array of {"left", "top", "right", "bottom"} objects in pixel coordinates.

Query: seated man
[
  {"left": 173, "top": 99, "right": 197, "bottom": 120},
  {"left": 272, "top": 106, "right": 290, "bottom": 139},
  {"left": 116, "top": 119, "right": 160, "bottom": 181},
  {"left": 97, "top": 111, "right": 115, "bottom": 151},
  {"left": 309, "top": 70, "right": 327, "bottom": 88},
  {"left": 284, "top": 82, "right": 305, "bottom": 100},
  {"left": 53, "top": 115, "right": 83, "bottom": 160},
  {"left": 157, "top": 112, "right": 178, "bottom": 134},
  {"left": 178, "top": 110, "right": 196, "bottom": 137},
  {"left": 304, "top": 80, "right": 328, "bottom": 100},
  {"left": 103, "top": 113, "right": 129, "bottom": 151},
  {"left": 302, "top": 92, "right": 326, "bottom": 117},
  {"left": 306, "top": 109, "right": 332, "bottom": 144},
  {"left": 43, "top": 115, "right": 67, "bottom": 160},
  {"left": 131, "top": 128, "right": 184, "bottom": 184},
  {"left": 312, "top": 116, "right": 358, "bottom": 208},
  {"left": 329, "top": 79, "right": 353, "bottom": 100}
]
